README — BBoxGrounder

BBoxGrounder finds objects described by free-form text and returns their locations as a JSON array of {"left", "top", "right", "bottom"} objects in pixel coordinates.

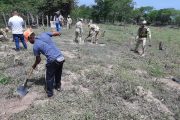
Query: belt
[{"left": 56, "top": 56, "right": 65, "bottom": 62}]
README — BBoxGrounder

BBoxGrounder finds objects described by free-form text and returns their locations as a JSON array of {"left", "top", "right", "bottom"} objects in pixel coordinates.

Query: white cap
[{"left": 79, "top": 18, "right": 83, "bottom": 21}]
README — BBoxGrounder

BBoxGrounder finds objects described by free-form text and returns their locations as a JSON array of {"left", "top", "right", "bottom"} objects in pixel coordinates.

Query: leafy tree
[
  {"left": 156, "top": 8, "right": 176, "bottom": 25},
  {"left": 92, "top": 0, "right": 134, "bottom": 23}
]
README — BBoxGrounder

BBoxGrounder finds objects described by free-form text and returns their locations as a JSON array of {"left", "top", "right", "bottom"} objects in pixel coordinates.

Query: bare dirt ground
[{"left": 0, "top": 25, "right": 179, "bottom": 120}]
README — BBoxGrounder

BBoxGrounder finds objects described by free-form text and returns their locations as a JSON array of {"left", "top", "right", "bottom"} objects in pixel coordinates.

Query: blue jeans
[
  {"left": 55, "top": 23, "right": 61, "bottom": 32},
  {"left": 13, "top": 34, "right": 27, "bottom": 50},
  {"left": 45, "top": 60, "right": 64, "bottom": 97}
]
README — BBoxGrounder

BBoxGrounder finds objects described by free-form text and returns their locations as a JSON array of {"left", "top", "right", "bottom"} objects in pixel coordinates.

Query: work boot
[
  {"left": 54, "top": 85, "right": 61, "bottom": 91},
  {"left": 47, "top": 94, "right": 53, "bottom": 98},
  {"left": 15, "top": 49, "right": 20, "bottom": 52}
]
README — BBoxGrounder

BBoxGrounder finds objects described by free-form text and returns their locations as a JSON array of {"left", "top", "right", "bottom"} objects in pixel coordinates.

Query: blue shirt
[{"left": 33, "top": 32, "right": 64, "bottom": 63}]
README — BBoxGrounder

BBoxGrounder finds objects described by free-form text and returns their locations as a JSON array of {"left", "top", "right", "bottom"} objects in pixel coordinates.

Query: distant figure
[
  {"left": 89, "top": 19, "right": 93, "bottom": 24},
  {"left": 67, "top": 15, "right": 72, "bottom": 29},
  {"left": 8, "top": 11, "right": 27, "bottom": 51},
  {"left": 54, "top": 14, "right": 61, "bottom": 32},
  {"left": 86, "top": 23, "right": 100, "bottom": 44},
  {"left": 59, "top": 14, "right": 64, "bottom": 28},
  {"left": 134, "top": 20, "right": 151, "bottom": 56},
  {"left": 74, "top": 18, "right": 83, "bottom": 44}
]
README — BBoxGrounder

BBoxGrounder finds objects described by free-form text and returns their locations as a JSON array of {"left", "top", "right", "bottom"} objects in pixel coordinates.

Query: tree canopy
[
  {"left": 0, "top": 0, "right": 180, "bottom": 26},
  {"left": 0, "top": 0, "right": 76, "bottom": 16}
]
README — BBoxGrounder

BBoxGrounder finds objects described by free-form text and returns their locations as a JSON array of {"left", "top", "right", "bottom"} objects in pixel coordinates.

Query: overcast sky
[{"left": 78, "top": 0, "right": 180, "bottom": 10}]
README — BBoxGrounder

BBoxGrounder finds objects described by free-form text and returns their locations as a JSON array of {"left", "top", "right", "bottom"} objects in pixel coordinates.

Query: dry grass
[{"left": 0, "top": 24, "right": 179, "bottom": 120}]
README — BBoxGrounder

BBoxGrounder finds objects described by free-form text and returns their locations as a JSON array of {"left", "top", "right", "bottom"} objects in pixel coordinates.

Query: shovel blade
[{"left": 17, "top": 86, "right": 28, "bottom": 97}]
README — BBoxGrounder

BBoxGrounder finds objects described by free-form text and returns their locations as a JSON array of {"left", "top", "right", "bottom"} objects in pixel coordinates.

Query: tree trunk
[
  {"left": 46, "top": 15, "right": 49, "bottom": 27},
  {"left": 42, "top": 14, "right": 44, "bottom": 26},
  {"left": 112, "top": 11, "right": 116, "bottom": 24},
  {"left": 29, "top": 13, "right": 34, "bottom": 24}
]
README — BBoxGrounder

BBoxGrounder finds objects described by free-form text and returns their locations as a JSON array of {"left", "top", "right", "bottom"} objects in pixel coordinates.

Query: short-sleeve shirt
[
  {"left": 33, "top": 32, "right": 64, "bottom": 64},
  {"left": 8, "top": 15, "right": 24, "bottom": 34}
]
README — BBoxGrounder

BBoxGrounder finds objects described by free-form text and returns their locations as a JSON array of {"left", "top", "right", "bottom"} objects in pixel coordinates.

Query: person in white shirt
[
  {"left": 54, "top": 14, "right": 61, "bottom": 32},
  {"left": 59, "top": 14, "right": 64, "bottom": 28},
  {"left": 67, "top": 15, "right": 72, "bottom": 29},
  {"left": 8, "top": 11, "right": 27, "bottom": 51},
  {"left": 74, "top": 19, "right": 83, "bottom": 44}
]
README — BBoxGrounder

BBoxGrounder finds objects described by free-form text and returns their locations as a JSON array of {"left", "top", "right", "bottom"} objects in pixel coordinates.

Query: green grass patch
[
  {"left": 147, "top": 65, "right": 165, "bottom": 77},
  {"left": 0, "top": 74, "right": 10, "bottom": 85}
]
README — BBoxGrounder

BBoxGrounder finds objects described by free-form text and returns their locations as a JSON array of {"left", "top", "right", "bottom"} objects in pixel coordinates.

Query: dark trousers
[
  {"left": 45, "top": 60, "right": 64, "bottom": 96},
  {"left": 13, "top": 34, "right": 27, "bottom": 50}
]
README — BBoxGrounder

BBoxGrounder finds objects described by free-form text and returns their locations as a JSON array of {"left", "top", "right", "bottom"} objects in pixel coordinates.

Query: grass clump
[{"left": 0, "top": 74, "right": 11, "bottom": 85}]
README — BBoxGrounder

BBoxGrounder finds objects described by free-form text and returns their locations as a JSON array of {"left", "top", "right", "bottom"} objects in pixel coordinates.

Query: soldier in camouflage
[{"left": 134, "top": 20, "right": 151, "bottom": 56}]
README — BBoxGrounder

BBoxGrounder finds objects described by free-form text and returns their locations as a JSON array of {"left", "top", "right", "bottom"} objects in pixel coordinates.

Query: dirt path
[{"left": 0, "top": 92, "right": 41, "bottom": 119}]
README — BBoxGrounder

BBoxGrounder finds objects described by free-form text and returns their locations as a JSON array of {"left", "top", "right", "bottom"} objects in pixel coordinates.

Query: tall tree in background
[
  {"left": 92, "top": 0, "right": 134, "bottom": 23},
  {"left": 0, "top": 0, "right": 76, "bottom": 16}
]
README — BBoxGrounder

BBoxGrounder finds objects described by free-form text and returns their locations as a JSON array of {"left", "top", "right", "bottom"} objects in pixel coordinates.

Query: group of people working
[{"left": 5, "top": 10, "right": 151, "bottom": 97}]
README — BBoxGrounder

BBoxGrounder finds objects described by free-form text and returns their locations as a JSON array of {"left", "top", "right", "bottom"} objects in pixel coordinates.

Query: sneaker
[
  {"left": 54, "top": 86, "right": 61, "bottom": 91},
  {"left": 47, "top": 94, "right": 53, "bottom": 98}
]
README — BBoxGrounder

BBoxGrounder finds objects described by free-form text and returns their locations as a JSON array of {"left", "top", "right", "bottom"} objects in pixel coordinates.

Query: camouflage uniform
[{"left": 135, "top": 21, "right": 151, "bottom": 56}]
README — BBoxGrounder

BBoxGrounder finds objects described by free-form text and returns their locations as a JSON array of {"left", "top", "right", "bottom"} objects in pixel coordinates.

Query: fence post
[
  {"left": 46, "top": 15, "right": 49, "bottom": 28},
  {"left": 2, "top": 12, "right": 7, "bottom": 27},
  {"left": 42, "top": 14, "right": 44, "bottom": 26},
  {"left": 25, "top": 20, "right": 27, "bottom": 28},
  {"left": 36, "top": 15, "right": 39, "bottom": 27},
  {"left": 27, "top": 14, "right": 30, "bottom": 25}
]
